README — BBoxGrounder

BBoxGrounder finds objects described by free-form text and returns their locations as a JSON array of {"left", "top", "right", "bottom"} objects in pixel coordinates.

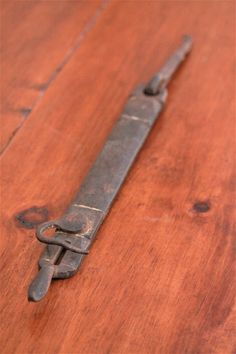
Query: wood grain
[
  {"left": 0, "top": 1, "right": 235, "bottom": 353},
  {"left": 0, "top": 0, "right": 105, "bottom": 153}
]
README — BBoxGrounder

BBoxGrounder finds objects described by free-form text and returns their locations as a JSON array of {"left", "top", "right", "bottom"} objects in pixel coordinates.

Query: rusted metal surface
[
  {"left": 145, "top": 35, "right": 192, "bottom": 95},
  {"left": 28, "top": 35, "right": 193, "bottom": 302}
]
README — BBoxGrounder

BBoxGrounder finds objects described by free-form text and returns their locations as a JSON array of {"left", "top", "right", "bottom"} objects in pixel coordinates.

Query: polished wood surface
[
  {"left": 0, "top": 0, "right": 103, "bottom": 152},
  {"left": 0, "top": 1, "right": 235, "bottom": 353}
]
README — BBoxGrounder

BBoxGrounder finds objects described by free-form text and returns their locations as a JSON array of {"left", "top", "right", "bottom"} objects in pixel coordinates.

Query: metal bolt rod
[
  {"left": 28, "top": 35, "right": 193, "bottom": 302},
  {"left": 144, "top": 35, "right": 193, "bottom": 95}
]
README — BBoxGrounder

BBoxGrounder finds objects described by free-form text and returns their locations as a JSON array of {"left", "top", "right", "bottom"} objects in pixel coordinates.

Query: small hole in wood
[{"left": 193, "top": 201, "right": 211, "bottom": 213}]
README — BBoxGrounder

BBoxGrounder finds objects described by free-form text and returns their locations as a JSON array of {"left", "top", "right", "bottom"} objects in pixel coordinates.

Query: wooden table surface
[{"left": 0, "top": 1, "right": 235, "bottom": 353}]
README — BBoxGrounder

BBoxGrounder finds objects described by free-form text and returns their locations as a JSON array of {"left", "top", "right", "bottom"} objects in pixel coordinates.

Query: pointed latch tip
[{"left": 28, "top": 264, "right": 54, "bottom": 302}]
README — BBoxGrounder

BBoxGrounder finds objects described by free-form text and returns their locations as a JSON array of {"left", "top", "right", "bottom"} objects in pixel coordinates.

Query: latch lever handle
[{"left": 28, "top": 264, "right": 54, "bottom": 302}]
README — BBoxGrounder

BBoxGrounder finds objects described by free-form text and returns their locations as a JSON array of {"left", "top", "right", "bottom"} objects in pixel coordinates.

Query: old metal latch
[{"left": 28, "top": 35, "right": 193, "bottom": 302}]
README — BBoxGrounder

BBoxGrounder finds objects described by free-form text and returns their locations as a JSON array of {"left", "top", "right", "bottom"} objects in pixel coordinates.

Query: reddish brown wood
[
  {"left": 0, "top": 1, "right": 235, "bottom": 353},
  {"left": 0, "top": 0, "right": 105, "bottom": 152}
]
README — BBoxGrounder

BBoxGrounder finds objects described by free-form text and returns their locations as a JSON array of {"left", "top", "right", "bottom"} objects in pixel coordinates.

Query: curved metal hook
[{"left": 36, "top": 221, "right": 89, "bottom": 254}]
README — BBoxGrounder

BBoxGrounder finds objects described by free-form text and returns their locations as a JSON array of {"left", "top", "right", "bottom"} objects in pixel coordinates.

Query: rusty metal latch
[{"left": 28, "top": 35, "right": 193, "bottom": 302}]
